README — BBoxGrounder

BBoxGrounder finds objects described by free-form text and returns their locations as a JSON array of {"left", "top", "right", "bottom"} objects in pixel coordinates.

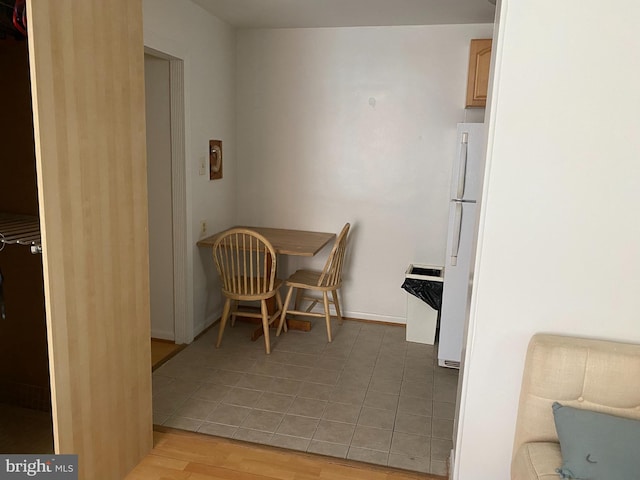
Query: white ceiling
[{"left": 191, "top": 0, "right": 496, "bottom": 29}]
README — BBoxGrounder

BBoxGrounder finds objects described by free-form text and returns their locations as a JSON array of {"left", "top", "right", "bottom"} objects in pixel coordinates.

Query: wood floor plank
[
  {"left": 186, "top": 462, "right": 283, "bottom": 480},
  {"left": 125, "top": 429, "right": 445, "bottom": 480},
  {"left": 151, "top": 339, "right": 185, "bottom": 370},
  {"left": 138, "top": 455, "right": 190, "bottom": 471},
  {"left": 127, "top": 464, "right": 190, "bottom": 480}
]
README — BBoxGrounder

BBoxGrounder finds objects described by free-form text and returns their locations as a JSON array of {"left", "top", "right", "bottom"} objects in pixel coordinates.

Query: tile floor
[{"left": 152, "top": 319, "right": 458, "bottom": 475}]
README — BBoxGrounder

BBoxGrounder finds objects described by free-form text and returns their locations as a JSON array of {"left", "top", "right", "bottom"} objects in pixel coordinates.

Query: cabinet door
[
  {"left": 465, "top": 39, "right": 493, "bottom": 108},
  {"left": 26, "top": 1, "right": 152, "bottom": 478}
]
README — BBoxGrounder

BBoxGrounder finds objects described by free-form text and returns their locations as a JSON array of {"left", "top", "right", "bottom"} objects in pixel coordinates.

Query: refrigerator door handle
[
  {"left": 456, "top": 132, "right": 469, "bottom": 200},
  {"left": 450, "top": 201, "right": 463, "bottom": 266}
]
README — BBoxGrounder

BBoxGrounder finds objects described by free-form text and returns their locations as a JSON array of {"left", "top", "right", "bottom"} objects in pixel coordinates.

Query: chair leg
[
  {"left": 323, "top": 291, "right": 332, "bottom": 342},
  {"left": 230, "top": 300, "right": 238, "bottom": 327},
  {"left": 275, "top": 290, "right": 287, "bottom": 333},
  {"left": 261, "top": 299, "right": 271, "bottom": 354},
  {"left": 305, "top": 298, "right": 319, "bottom": 313},
  {"left": 294, "top": 288, "right": 304, "bottom": 310},
  {"left": 331, "top": 289, "right": 343, "bottom": 324},
  {"left": 277, "top": 286, "right": 294, "bottom": 336},
  {"left": 216, "top": 298, "right": 231, "bottom": 348}
]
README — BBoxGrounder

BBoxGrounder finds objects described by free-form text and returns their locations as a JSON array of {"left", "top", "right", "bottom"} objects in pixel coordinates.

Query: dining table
[{"left": 197, "top": 226, "right": 336, "bottom": 340}]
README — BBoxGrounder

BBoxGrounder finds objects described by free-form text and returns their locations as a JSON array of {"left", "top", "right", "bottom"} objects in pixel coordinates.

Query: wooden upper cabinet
[{"left": 465, "top": 39, "right": 493, "bottom": 108}]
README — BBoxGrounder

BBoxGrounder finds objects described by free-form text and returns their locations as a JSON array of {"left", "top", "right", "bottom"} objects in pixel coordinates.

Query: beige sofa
[{"left": 511, "top": 333, "right": 640, "bottom": 480}]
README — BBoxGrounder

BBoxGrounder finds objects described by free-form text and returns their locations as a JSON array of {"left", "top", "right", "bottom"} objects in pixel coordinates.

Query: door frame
[{"left": 144, "top": 46, "right": 189, "bottom": 344}]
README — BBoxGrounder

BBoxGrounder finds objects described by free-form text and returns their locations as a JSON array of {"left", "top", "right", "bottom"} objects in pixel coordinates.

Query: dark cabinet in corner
[{"left": 466, "top": 39, "right": 493, "bottom": 108}]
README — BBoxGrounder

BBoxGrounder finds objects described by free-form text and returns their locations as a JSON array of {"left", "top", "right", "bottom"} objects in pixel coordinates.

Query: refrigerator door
[
  {"left": 450, "top": 123, "right": 486, "bottom": 202},
  {"left": 438, "top": 200, "right": 478, "bottom": 368}
]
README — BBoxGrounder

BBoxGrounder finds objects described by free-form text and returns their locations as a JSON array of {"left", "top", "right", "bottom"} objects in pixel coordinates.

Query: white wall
[
  {"left": 455, "top": 0, "right": 640, "bottom": 478},
  {"left": 145, "top": 54, "right": 175, "bottom": 340},
  {"left": 143, "top": 0, "right": 236, "bottom": 338},
  {"left": 236, "top": 24, "right": 493, "bottom": 323}
]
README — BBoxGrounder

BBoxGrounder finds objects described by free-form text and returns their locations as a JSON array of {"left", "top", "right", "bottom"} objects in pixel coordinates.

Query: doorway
[{"left": 144, "top": 49, "right": 188, "bottom": 349}]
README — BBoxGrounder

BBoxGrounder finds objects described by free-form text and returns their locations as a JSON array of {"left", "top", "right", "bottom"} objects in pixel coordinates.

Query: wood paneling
[{"left": 26, "top": 0, "right": 152, "bottom": 478}]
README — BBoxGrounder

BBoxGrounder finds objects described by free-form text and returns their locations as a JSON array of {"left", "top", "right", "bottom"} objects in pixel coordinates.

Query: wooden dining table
[{"left": 197, "top": 226, "right": 336, "bottom": 339}]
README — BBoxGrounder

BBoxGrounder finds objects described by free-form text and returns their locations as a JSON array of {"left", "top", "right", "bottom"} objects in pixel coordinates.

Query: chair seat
[
  {"left": 223, "top": 277, "right": 283, "bottom": 300},
  {"left": 286, "top": 269, "right": 337, "bottom": 291},
  {"left": 512, "top": 442, "right": 562, "bottom": 480}
]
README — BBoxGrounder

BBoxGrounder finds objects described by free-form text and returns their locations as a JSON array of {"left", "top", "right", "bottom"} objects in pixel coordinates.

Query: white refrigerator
[{"left": 438, "top": 123, "right": 486, "bottom": 368}]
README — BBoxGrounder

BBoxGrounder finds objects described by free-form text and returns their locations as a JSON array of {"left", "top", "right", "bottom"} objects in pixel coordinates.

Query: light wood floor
[
  {"left": 151, "top": 339, "right": 185, "bottom": 370},
  {"left": 126, "top": 428, "right": 447, "bottom": 480}
]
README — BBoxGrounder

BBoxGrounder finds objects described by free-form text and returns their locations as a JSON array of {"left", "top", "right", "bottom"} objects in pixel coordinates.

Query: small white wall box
[{"left": 404, "top": 264, "right": 444, "bottom": 345}]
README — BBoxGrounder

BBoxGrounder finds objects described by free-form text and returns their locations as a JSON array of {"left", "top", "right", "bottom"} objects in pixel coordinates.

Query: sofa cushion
[
  {"left": 512, "top": 442, "right": 562, "bottom": 480},
  {"left": 552, "top": 402, "right": 640, "bottom": 480}
]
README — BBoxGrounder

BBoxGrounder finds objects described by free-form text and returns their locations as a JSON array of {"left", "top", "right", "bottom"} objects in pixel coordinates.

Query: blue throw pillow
[{"left": 552, "top": 402, "right": 640, "bottom": 480}]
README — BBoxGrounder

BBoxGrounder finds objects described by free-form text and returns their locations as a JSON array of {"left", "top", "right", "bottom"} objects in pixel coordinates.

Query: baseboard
[
  {"left": 150, "top": 328, "right": 175, "bottom": 341},
  {"left": 343, "top": 310, "right": 406, "bottom": 325},
  {"left": 151, "top": 337, "right": 177, "bottom": 344},
  {"left": 194, "top": 319, "right": 219, "bottom": 340},
  {"left": 188, "top": 310, "right": 405, "bottom": 346},
  {"left": 449, "top": 448, "right": 455, "bottom": 480},
  {"left": 300, "top": 304, "right": 406, "bottom": 325},
  {"left": 341, "top": 316, "right": 406, "bottom": 327}
]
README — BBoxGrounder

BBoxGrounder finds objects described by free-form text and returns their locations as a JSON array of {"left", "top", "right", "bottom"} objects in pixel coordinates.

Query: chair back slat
[
  {"left": 318, "top": 223, "right": 350, "bottom": 288},
  {"left": 212, "top": 228, "right": 278, "bottom": 296}
]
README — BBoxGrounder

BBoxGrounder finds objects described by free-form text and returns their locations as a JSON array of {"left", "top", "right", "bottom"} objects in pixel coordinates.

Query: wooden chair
[
  {"left": 276, "top": 223, "right": 350, "bottom": 342},
  {"left": 212, "top": 228, "right": 283, "bottom": 354}
]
